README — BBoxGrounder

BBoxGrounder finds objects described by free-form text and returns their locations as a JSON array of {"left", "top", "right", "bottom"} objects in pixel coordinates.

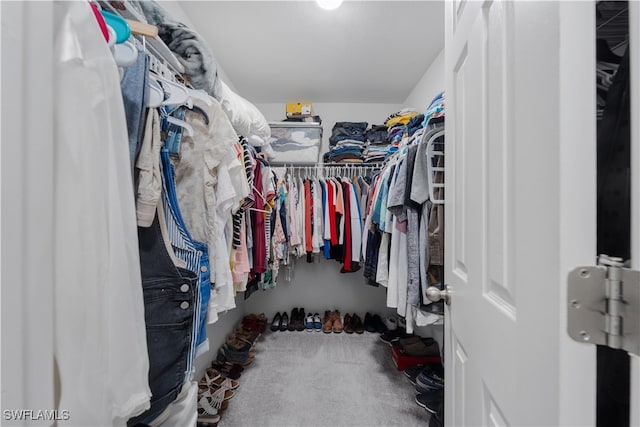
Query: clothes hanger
[
  {"left": 188, "top": 88, "right": 214, "bottom": 106},
  {"left": 188, "top": 105, "right": 210, "bottom": 125},
  {"left": 157, "top": 101, "right": 195, "bottom": 137},
  {"left": 112, "top": 38, "right": 137, "bottom": 67},
  {"left": 153, "top": 75, "right": 193, "bottom": 108},
  {"left": 147, "top": 77, "right": 164, "bottom": 107},
  {"left": 166, "top": 116, "right": 194, "bottom": 137},
  {"left": 100, "top": 10, "right": 131, "bottom": 44}
]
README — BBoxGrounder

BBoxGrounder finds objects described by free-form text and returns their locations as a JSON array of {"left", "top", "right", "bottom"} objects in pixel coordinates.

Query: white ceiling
[{"left": 179, "top": 1, "right": 444, "bottom": 104}]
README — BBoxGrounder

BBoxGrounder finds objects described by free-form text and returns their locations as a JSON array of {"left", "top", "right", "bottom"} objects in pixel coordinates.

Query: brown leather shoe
[
  {"left": 322, "top": 310, "right": 333, "bottom": 333},
  {"left": 352, "top": 313, "right": 365, "bottom": 334},
  {"left": 332, "top": 310, "right": 343, "bottom": 333},
  {"left": 343, "top": 314, "right": 354, "bottom": 334}
]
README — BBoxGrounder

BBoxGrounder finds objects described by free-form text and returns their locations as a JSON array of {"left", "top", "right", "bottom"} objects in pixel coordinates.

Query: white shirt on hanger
[{"left": 54, "top": 2, "right": 151, "bottom": 424}]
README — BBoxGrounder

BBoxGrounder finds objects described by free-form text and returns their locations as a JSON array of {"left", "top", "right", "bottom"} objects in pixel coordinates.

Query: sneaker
[
  {"left": 313, "top": 313, "right": 322, "bottom": 331},
  {"left": 416, "top": 380, "right": 442, "bottom": 394},
  {"left": 403, "top": 364, "right": 427, "bottom": 385},
  {"left": 379, "top": 328, "right": 408, "bottom": 344},
  {"left": 305, "top": 313, "right": 314, "bottom": 331},
  {"left": 416, "top": 370, "right": 444, "bottom": 390},
  {"left": 415, "top": 391, "right": 444, "bottom": 414}
]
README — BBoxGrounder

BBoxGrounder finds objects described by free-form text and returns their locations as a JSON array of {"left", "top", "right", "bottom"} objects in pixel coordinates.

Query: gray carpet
[{"left": 218, "top": 330, "right": 431, "bottom": 427}]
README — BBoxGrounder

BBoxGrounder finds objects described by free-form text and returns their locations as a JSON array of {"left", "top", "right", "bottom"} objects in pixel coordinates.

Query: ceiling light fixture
[{"left": 316, "top": 0, "right": 343, "bottom": 11}]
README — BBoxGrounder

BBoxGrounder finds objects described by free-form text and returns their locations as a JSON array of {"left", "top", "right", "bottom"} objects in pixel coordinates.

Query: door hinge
[{"left": 567, "top": 254, "right": 639, "bottom": 356}]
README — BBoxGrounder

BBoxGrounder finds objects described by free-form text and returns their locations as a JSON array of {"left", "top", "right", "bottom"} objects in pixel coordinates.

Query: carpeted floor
[{"left": 218, "top": 330, "right": 430, "bottom": 427}]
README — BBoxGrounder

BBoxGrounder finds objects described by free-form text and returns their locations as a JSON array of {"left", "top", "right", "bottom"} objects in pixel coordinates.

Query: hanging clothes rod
[{"left": 279, "top": 163, "right": 381, "bottom": 169}]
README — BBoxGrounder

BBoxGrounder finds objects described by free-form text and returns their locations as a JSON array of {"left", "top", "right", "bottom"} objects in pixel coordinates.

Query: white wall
[
  {"left": 2, "top": 2, "right": 56, "bottom": 418},
  {"left": 402, "top": 49, "right": 445, "bottom": 111},
  {"left": 255, "top": 102, "right": 402, "bottom": 155},
  {"left": 243, "top": 259, "right": 397, "bottom": 322}
]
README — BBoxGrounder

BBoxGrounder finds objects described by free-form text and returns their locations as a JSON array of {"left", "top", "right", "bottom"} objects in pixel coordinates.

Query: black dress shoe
[
  {"left": 270, "top": 312, "right": 282, "bottom": 332},
  {"left": 280, "top": 312, "right": 289, "bottom": 331},
  {"left": 288, "top": 308, "right": 298, "bottom": 331},
  {"left": 296, "top": 307, "right": 306, "bottom": 331},
  {"left": 372, "top": 314, "right": 388, "bottom": 333},
  {"left": 364, "top": 312, "right": 376, "bottom": 332}
]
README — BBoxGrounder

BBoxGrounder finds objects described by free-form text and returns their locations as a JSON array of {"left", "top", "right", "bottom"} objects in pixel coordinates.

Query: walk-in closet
[{"left": 2, "top": 1, "right": 639, "bottom": 427}]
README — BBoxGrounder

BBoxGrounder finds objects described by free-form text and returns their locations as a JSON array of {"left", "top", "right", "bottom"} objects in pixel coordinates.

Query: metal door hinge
[{"left": 567, "top": 254, "right": 639, "bottom": 356}]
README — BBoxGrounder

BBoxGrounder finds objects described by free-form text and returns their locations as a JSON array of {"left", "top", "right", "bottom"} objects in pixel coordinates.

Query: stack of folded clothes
[
  {"left": 363, "top": 124, "right": 389, "bottom": 163},
  {"left": 363, "top": 145, "right": 388, "bottom": 163},
  {"left": 407, "top": 114, "right": 425, "bottom": 137},
  {"left": 324, "top": 121, "right": 368, "bottom": 163},
  {"left": 329, "top": 121, "right": 368, "bottom": 146},
  {"left": 384, "top": 108, "right": 420, "bottom": 156},
  {"left": 323, "top": 139, "right": 365, "bottom": 163}
]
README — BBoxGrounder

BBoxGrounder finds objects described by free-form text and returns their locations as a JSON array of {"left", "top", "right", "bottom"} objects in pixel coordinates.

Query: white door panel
[{"left": 445, "top": 1, "right": 597, "bottom": 425}]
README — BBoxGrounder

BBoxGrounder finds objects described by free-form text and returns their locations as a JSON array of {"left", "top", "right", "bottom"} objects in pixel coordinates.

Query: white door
[{"left": 444, "top": 1, "right": 602, "bottom": 425}]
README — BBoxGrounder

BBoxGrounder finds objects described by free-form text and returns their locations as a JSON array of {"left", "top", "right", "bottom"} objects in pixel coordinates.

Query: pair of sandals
[
  {"left": 197, "top": 368, "right": 240, "bottom": 425},
  {"left": 229, "top": 324, "right": 260, "bottom": 347}
]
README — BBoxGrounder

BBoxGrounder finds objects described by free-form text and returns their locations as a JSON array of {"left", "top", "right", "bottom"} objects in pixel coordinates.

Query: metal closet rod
[{"left": 279, "top": 163, "right": 381, "bottom": 169}]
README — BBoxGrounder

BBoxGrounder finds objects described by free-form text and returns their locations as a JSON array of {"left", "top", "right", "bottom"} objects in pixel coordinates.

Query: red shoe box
[{"left": 391, "top": 345, "right": 441, "bottom": 371}]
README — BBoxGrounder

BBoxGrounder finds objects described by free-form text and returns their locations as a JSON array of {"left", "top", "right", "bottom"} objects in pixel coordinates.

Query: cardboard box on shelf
[{"left": 286, "top": 102, "right": 313, "bottom": 117}]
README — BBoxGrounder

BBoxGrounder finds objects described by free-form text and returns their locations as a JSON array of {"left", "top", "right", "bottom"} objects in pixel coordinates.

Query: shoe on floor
[
  {"left": 332, "top": 310, "right": 343, "bottom": 333},
  {"left": 305, "top": 313, "right": 314, "bottom": 331},
  {"left": 344, "top": 313, "right": 354, "bottom": 334},
  {"left": 403, "top": 364, "right": 427, "bottom": 385},
  {"left": 364, "top": 312, "right": 376, "bottom": 332},
  {"left": 296, "top": 307, "right": 306, "bottom": 331},
  {"left": 270, "top": 312, "right": 282, "bottom": 332},
  {"left": 352, "top": 314, "right": 364, "bottom": 334},
  {"left": 415, "top": 391, "right": 443, "bottom": 414},
  {"left": 416, "top": 379, "right": 443, "bottom": 394},
  {"left": 288, "top": 308, "right": 298, "bottom": 331},
  {"left": 372, "top": 314, "right": 388, "bottom": 333},
  {"left": 416, "top": 370, "right": 444, "bottom": 390},
  {"left": 379, "top": 328, "right": 408, "bottom": 344},
  {"left": 322, "top": 310, "right": 333, "bottom": 333},
  {"left": 313, "top": 313, "right": 322, "bottom": 331},
  {"left": 279, "top": 312, "right": 289, "bottom": 332}
]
